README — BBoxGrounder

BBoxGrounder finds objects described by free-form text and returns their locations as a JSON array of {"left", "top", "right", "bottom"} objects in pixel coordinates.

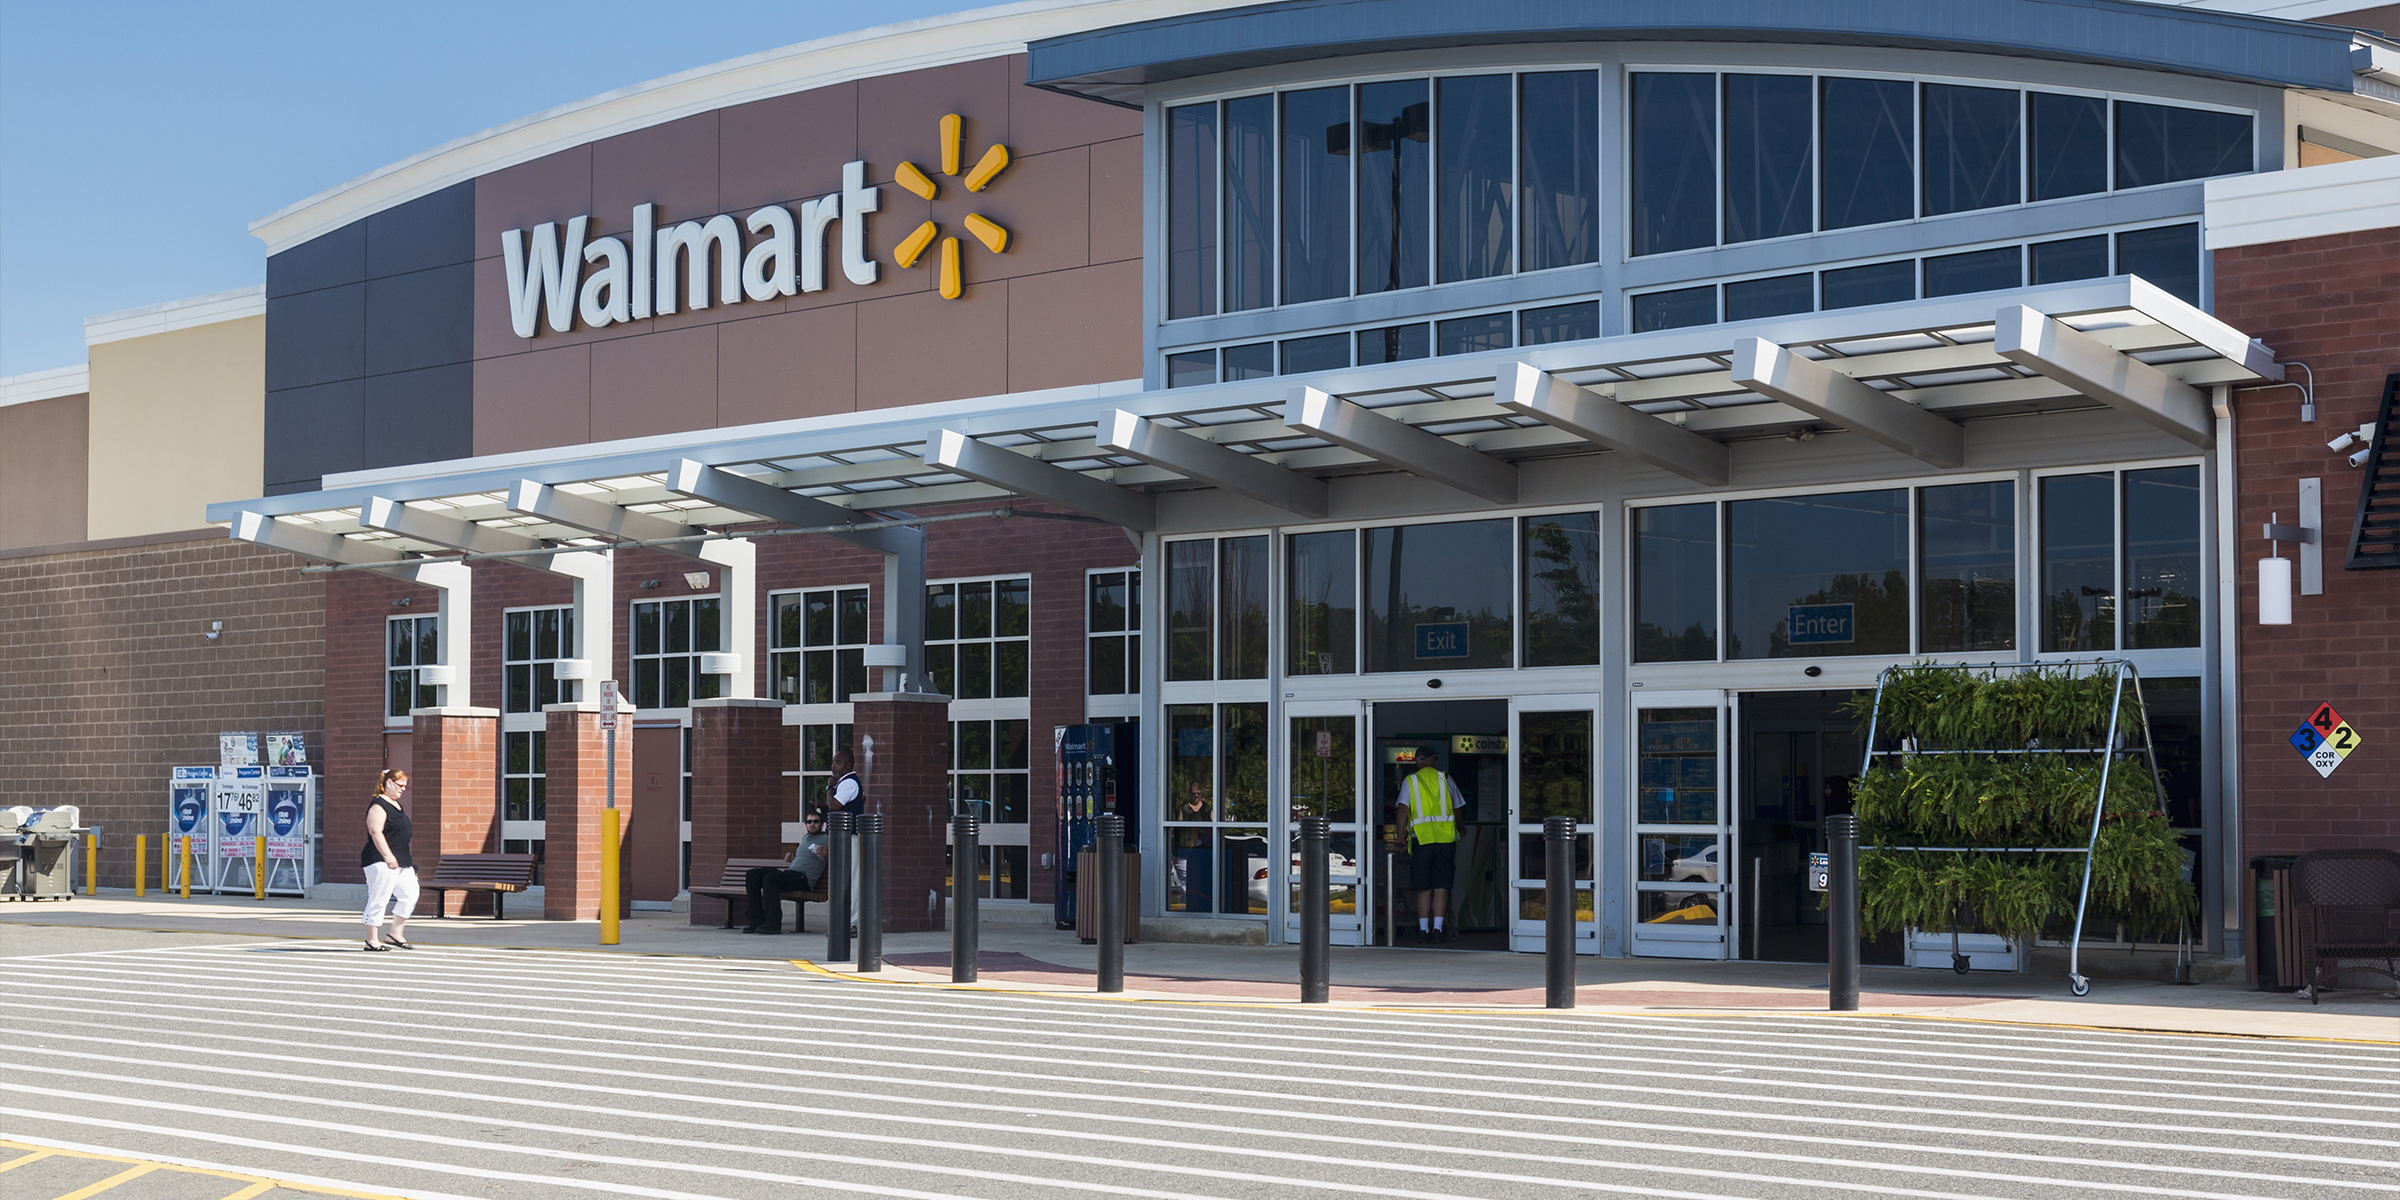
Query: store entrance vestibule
[
  {"left": 1735, "top": 689, "right": 1901, "bottom": 965},
  {"left": 1370, "top": 699, "right": 1510, "bottom": 950}
]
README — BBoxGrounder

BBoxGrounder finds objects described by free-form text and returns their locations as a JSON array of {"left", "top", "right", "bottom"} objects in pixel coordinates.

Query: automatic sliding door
[
  {"left": 1284, "top": 703, "right": 1365, "bottom": 945},
  {"left": 1509, "top": 698, "right": 1598, "bottom": 954},
  {"left": 1631, "top": 693, "right": 1730, "bottom": 959}
]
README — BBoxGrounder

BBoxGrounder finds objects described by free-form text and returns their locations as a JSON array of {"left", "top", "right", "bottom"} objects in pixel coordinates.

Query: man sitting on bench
[{"left": 742, "top": 808, "right": 829, "bottom": 934}]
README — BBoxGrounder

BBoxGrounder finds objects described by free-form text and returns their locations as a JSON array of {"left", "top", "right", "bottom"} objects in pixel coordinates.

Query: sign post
[{"left": 600, "top": 679, "right": 620, "bottom": 946}]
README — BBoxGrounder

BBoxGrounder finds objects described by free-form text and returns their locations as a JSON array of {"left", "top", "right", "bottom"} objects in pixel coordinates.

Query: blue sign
[
  {"left": 1414, "top": 622, "right": 1470, "bottom": 659},
  {"left": 1787, "top": 604, "right": 1855, "bottom": 645},
  {"left": 2289, "top": 724, "right": 2323, "bottom": 756}
]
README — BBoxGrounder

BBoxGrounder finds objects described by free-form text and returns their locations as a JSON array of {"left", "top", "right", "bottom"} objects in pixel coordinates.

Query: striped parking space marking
[{"left": 8, "top": 942, "right": 2395, "bottom": 1200}]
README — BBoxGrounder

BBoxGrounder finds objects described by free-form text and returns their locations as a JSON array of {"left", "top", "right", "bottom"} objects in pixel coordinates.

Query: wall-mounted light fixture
[
  {"left": 639, "top": 580, "right": 662, "bottom": 589},
  {"left": 2260, "top": 505, "right": 2320, "bottom": 625},
  {"left": 392, "top": 597, "right": 412, "bottom": 607},
  {"left": 204, "top": 620, "right": 223, "bottom": 641},
  {"left": 682, "top": 571, "right": 711, "bottom": 589}
]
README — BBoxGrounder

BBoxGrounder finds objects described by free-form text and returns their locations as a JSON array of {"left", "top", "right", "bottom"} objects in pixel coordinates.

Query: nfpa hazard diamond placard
[{"left": 2289, "top": 702, "right": 2363, "bottom": 779}]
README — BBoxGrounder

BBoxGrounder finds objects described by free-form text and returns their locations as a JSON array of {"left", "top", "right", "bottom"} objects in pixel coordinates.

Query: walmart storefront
[{"left": 216, "top": 0, "right": 2400, "bottom": 960}]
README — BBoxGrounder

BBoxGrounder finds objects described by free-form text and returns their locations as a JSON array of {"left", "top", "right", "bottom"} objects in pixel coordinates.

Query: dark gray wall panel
[
  {"left": 364, "top": 263, "right": 474, "bottom": 375},
  {"left": 266, "top": 221, "right": 366, "bottom": 299},
  {"left": 264, "top": 379, "right": 365, "bottom": 492},
  {"left": 361, "top": 363, "right": 474, "bottom": 471},
  {"left": 265, "top": 283, "right": 365, "bottom": 392},
  {"left": 367, "top": 182, "right": 476, "bottom": 278}
]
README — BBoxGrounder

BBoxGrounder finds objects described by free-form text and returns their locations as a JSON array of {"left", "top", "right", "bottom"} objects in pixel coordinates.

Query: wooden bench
[
  {"left": 689, "top": 857, "right": 830, "bottom": 933},
  {"left": 2294, "top": 847, "right": 2400, "bottom": 1003},
  {"left": 422, "top": 853, "right": 536, "bottom": 920}
]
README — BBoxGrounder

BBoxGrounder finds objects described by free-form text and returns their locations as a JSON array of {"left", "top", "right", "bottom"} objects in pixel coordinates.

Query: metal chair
[{"left": 2292, "top": 848, "right": 2400, "bottom": 1004}]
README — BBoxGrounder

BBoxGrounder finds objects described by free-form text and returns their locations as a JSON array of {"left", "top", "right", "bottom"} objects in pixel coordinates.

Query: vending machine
[
  {"left": 1052, "top": 722, "right": 1139, "bottom": 935},
  {"left": 264, "top": 766, "right": 313, "bottom": 896},
  {"left": 167, "top": 767, "right": 214, "bottom": 891}
]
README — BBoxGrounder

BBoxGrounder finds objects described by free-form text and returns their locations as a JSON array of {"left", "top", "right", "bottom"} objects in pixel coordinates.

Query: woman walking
[{"left": 361, "top": 769, "right": 418, "bottom": 951}]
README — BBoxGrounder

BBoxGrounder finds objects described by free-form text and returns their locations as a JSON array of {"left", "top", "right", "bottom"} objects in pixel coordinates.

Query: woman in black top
[{"left": 359, "top": 769, "right": 418, "bottom": 951}]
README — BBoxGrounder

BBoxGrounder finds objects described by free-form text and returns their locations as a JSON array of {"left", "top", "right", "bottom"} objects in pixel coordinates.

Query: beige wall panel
[
  {"left": 85, "top": 314, "right": 263, "bottom": 540},
  {"left": 591, "top": 324, "right": 719, "bottom": 442},
  {"left": 1088, "top": 135, "right": 1144, "bottom": 265},
  {"left": 1006, "top": 261, "right": 1143, "bottom": 394},
  {"left": 855, "top": 280, "right": 1009, "bottom": 408},
  {"left": 2285, "top": 90, "right": 2400, "bottom": 168},
  {"left": 474, "top": 344, "right": 590, "bottom": 455},
  {"left": 718, "top": 306, "right": 857, "bottom": 428},
  {"left": 0, "top": 394, "right": 90, "bottom": 550}
]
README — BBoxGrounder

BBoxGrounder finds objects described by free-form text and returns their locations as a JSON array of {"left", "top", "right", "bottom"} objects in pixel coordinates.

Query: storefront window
[
  {"left": 1634, "top": 503, "right": 1717, "bottom": 663},
  {"left": 1224, "top": 94, "right": 1275, "bottom": 313},
  {"left": 2029, "top": 92, "right": 2107, "bottom": 201},
  {"left": 1921, "top": 83, "right": 2020, "bottom": 216},
  {"left": 1363, "top": 519, "right": 1513, "bottom": 672},
  {"left": 1518, "top": 70, "right": 1598, "bottom": 271},
  {"left": 2115, "top": 223, "right": 2201, "bottom": 304},
  {"left": 1219, "top": 536, "right": 1269, "bottom": 680},
  {"left": 503, "top": 606, "right": 577, "bottom": 713},
  {"left": 1167, "top": 104, "right": 1218, "bottom": 320},
  {"left": 771, "top": 587, "right": 867, "bottom": 705},
  {"left": 2041, "top": 473, "right": 2116, "bottom": 652},
  {"left": 1726, "top": 490, "right": 1908, "bottom": 658},
  {"left": 1523, "top": 512, "right": 1600, "bottom": 667},
  {"left": 1165, "top": 702, "right": 1269, "bottom": 915},
  {"left": 2031, "top": 234, "right": 2108, "bottom": 284},
  {"left": 1166, "top": 540, "right": 1213, "bottom": 682},
  {"left": 1724, "top": 74, "right": 1812, "bottom": 244},
  {"left": 630, "top": 596, "right": 721, "bottom": 709},
  {"left": 2115, "top": 102, "right": 2252, "bottom": 190},
  {"left": 1357, "top": 322, "right": 1429, "bottom": 365},
  {"left": 1437, "top": 73, "right": 1511, "bottom": 283},
  {"left": 1631, "top": 72, "right": 1716, "bottom": 256},
  {"left": 387, "top": 614, "right": 439, "bottom": 718},
  {"left": 1820, "top": 77, "right": 1913, "bottom": 230},
  {"left": 1281, "top": 86, "right": 1350, "bottom": 305},
  {"left": 1356, "top": 79, "right": 1429, "bottom": 295},
  {"left": 1286, "top": 530, "right": 1356, "bottom": 675},
  {"left": 924, "top": 577, "right": 1029, "bottom": 700},
  {"left": 1919, "top": 481, "right": 2016, "bottom": 653},
  {"left": 1726, "top": 273, "right": 1813, "bottom": 320},
  {"left": 2125, "top": 466, "right": 2202, "bottom": 648},
  {"left": 1923, "top": 246, "right": 2020, "bottom": 297},
  {"left": 1086, "top": 569, "right": 1140, "bottom": 696}
]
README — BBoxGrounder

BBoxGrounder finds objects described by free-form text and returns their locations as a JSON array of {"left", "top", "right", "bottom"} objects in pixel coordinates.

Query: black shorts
[{"left": 1410, "top": 841, "right": 1457, "bottom": 891}]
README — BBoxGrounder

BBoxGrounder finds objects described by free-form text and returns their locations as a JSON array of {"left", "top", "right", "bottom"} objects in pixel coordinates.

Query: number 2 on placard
[
  {"left": 2313, "top": 705, "right": 2339, "bottom": 734},
  {"left": 2331, "top": 726, "right": 2358, "bottom": 751}
]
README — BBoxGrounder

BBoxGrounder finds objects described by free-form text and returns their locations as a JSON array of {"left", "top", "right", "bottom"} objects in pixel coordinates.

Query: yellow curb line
[{"left": 0, "top": 1139, "right": 418, "bottom": 1200}]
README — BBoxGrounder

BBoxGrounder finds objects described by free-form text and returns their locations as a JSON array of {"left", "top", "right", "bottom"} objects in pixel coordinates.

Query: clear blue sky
[{"left": 0, "top": 0, "right": 964, "bottom": 378}]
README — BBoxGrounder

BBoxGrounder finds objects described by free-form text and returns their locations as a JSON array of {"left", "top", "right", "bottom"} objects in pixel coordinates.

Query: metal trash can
[
  {"left": 22, "top": 807, "right": 81, "bottom": 899},
  {"left": 2250, "top": 855, "right": 2301, "bottom": 992}
]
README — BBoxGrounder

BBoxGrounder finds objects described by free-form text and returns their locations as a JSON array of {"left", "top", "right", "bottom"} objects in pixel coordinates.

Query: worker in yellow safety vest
[{"left": 1398, "top": 758, "right": 1462, "bottom": 942}]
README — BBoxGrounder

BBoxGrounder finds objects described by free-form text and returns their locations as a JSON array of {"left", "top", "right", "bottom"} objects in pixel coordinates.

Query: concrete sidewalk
[{"left": 6, "top": 891, "right": 2394, "bottom": 1042}]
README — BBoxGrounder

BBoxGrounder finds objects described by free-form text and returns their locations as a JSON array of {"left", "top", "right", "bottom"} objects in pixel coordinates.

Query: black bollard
[
  {"left": 1299, "top": 816, "right": 1329, "bottom": 1004},
  {"left": 1827, "top": 813, "right": 1860, "bottom": 1012},
  {"left": 1095, "top": 814, "right": 1125, "bottom": 993},
  {"left": 952, "top": 814, "right": 979, "bottom": 983},
  {"left": 826, "top": 812, "right": 853, "bottom": 964},
  {"left": 1543, "top": 815, "right": 1576, "bottom": 1010},
  {"left": 857, "top": 812, "right": 884, "bottom": 973}
]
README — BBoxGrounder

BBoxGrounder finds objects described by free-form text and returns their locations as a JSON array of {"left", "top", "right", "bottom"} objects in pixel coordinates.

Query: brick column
[
  {"left": 687, "top": 697, "right": 787, "bottom": 926},
  {"left": 543, "top": 703, "right": 633, "bottom": 920},
  {"left": 853, "top": 691, "right": 952, "bottom": 933},
  {"left": 408, "top": 707, "right": 499, "bottom": 916}
]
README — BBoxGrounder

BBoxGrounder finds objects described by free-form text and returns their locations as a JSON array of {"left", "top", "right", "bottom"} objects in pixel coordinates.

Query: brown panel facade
[
  {"left": 717, "top": 305, "right": 859, "bottom": 428},
  {"left": 590, "top": 324, "right": 720, "bottom": 442},
  {"left": 1007, "top": 260, "right": 1145, "bottom": 394},
  {"left": 854, "top": 281, "right": 1011, "bottom": 408},
  {"left": 628, "top": 723, "right": 683, "bottom": 903},
  {"left": 0, "top": 393, "right": 90, "bottom": 550}
]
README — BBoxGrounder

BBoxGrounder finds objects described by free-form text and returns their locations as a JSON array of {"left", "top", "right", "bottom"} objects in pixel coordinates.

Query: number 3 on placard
[{"left": 2312, "top": 705, "right": 2339, "bottom": 734}]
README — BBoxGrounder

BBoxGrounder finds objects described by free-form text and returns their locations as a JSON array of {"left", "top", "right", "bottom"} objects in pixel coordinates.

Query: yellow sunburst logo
[{"left": 889, "top": 114, "right": 1010, "bottom": 299}]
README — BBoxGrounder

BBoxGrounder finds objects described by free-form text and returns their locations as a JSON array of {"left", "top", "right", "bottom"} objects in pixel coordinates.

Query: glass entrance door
[
  {"left": 1284, "top": 701, "right": 1365, "bottom": 946},
  {"left": 1509, "top": 697, "right": 1598, "bottom": 954},
  {"left": 1631, "top": 692, "right": 1730, "bottom": 959}
]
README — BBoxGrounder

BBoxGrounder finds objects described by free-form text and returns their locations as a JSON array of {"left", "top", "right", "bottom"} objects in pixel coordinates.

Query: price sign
[
  {"left": 600, "top": 679, "right": 619, "bottom": 730},
  {"left": 1809, "top": 852, "right": 1829, "bottom": 892},
  {"left": 2288, "top": 702, "right": 2363, "bottom": 779}
]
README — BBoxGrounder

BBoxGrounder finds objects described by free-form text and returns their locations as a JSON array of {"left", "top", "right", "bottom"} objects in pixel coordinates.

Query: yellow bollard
[
  {"left": 136, "top": 836, "right": 147, "bottom": 898},
  {"left": 179, "top": 835, "right": 191, "bottom": 898},
  {"left": 85, "top": 834, "right": 97, "bottom": 895},
  {"left": 600, "top": 807, "right": 621, "bottom": 945},
  {"left": 254, "top": 835, "right": 266, "bottom": 901}
]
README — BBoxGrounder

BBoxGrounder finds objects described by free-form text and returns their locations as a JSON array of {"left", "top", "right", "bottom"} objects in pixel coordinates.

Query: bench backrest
[
  {"left": 425, "top": 853, "right": 538, "bottom": 885},
  {"left": 718, "top": 857, "right": 789, "bottom": 889}
]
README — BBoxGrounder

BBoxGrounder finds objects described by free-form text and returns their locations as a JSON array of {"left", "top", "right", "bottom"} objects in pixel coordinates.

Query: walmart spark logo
[{"left": 889, "top": 115, "right": 1011, "bottom": 299}]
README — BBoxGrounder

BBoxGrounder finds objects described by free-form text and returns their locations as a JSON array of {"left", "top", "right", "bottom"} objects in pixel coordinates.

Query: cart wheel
[
  {"left": 2070, "top": 975, "right": 2090, "bottom": 997},
  {"left": 1952, "top": 954, "right": 1971, "bottom": 975}
]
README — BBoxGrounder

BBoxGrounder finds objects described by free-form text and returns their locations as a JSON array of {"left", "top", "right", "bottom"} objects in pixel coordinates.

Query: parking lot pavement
[
  {"left": 0, "top": 1137, "right": 443, "bottom": 1200},
  {"left": 5, "top": 933, "right": 2398, "bottom": 1200}
]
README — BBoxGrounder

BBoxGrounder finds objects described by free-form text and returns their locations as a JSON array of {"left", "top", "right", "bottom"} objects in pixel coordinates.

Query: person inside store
[
  {"left": 1397, "top": 750, "right": 1462, "bottom": 942},
  {"left": 360, "top": 769, "right": 417, "bottom": 951},
  {"left": 742, "top": 807, "right": 830, "bottom": 934}
]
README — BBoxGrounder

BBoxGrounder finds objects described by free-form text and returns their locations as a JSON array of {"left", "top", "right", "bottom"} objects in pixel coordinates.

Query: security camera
[
  {"left": 2328, "top": 422, "right": 2376, "bottom": 453},
  {"left": 2349, "top": 445, "right": 2374, "bottom": 468}
]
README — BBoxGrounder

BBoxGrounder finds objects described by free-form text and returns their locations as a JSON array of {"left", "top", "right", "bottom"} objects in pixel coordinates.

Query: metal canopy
[{"left": 215, "top": 276, "right": 2272, "bottom": 564}]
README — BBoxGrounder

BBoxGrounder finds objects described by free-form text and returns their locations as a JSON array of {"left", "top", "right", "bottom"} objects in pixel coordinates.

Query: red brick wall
[
  {"left": 544, "top": 705, "right": 632, "bottom": 919},
  {"left": 0, "top": 535, "right": 323, "bottom": 887},
  {"left": 2214, "top": 228, "right": 2400, "bottom": 858},
  {"left": 686, "top": 698, "right": 786, "bottom": 925},
  {"left": 325, "top": 569, "right": 438, "bottom": 885},
  {"left": 855, "top": 692, "right": 953, "bottom": 932},
  {"left": 409, "top": 709, "right": 499, "bottom": 914}
]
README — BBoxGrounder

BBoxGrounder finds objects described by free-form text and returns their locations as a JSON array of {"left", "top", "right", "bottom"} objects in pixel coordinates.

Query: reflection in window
[
  {"left": 1086, "top": 569, "right": 1140, "bottom": 696},
  {"left": 1364, "top": 519, "right": 1515, "bottom": 672},
  {"left": 1357, "top": 322, "right": 1430, "bottom": 365},
  {"left": 2031, "top": 234, "right": 2109, "bottom": 285},
  {"left": 1168, "top": 705, "right": 1213, "bottom": 822},
  {"left": 1224, "top": 94, "right": 1275, "bottom": 312},
  {"left": 1517, "top": 711, "right": 1593, "bottom": 826},
  {"left": 924, "top": 578, "right": 1028, "bottom": 701},
  {"left": 1167, "top": 349, "right": 1217, "bottom": 388},
  {"left": 387, "top": 614, "right": 439, "bottom": 718},
  {"left": 1520, "top": 71, "right": 1598, "bottom": 271},
  {"left": 2115, "top": 102, "right": 2252, "bottom": 190},
  {"left": 1519, "top": 301, "right": 1597, "bottom": 346},
  {"left": 1224, "top": 703, "right": 1269, "bottom": 823},
  {"left": 1638, "top": 711, "right": 1716, "bottom": 824},
  {"left": 504, "top": 606, "right": 576, "bottom": 714},
  {"left": 1281, "top": 334, "right": 1348, "bottom": 375},
  {"left": 1635, "top": 503, "right": 1717, "bottom": 663},
  {"left": 1223, "top": 342, "right": 1274, "bottom": 380},
  {"left": 2042, "top": 473, "right": 2116, "bottom": 652},
  {"left": 1923, "top": 246, "right": 2021, "bottom": 297},
  {"left": 1724, "top": 74, "right": 1812, "bottom": 243},
  {"left": 1436, "top": 313, "right": 1511, "bottom": 356},
  {"left": 1166, "top": 104, "right": 1217, "bottom": 320},
  {"left": 2029, "top": 92, "right": 2107, "bottom": 201},
  {"left": 1821, "top": 78, "right": 1913, "bottom": 230},
  {"left": 1726, "top": 273, "right": 1813, "bottom": 321},
  {"left": 1726, "top": 490, "right": 1909, "bottom": 658},
  {"left": 1287, "top": 530, "right": 1356, "bottom": 676},
  {"left": 1631, "top": 73, "right": 1716, "bottom": 256},
  {"left": 1281, "top": 86, "right": 1350, "bottom": 305},
  {"left": 1218, "top": 536, "right": 1269, "bottom": 680},
  {"left": 2116, "top": 223, "right": 2200, "bottom": 305},
  {"left": 2125, "top": 466, "right": 2201, "bottom": 648},
  {"left": 1821, "top": 260, "right": 1914, "bottom": 310},
  {"left": 1920, "top": 481, "right": 2016, "bottom": 653},
  {"left": 1166, "top": 540, "right": 1213, "bottom": 681},
  {"left": 1922, "top": 83, "right": 2020, "bottom": 216},
  {"left": 1286, "top": 714, "right": 1355, "bottom": 824},
  {"left": 1634, "top": 286, "right": 1715, "bottom": 332},
  {"left": 770, "top": 587, "right": 867, "bottom": 705},
  {"left": 1162, "top": 701, "right": 1268, "bottom": 916},
  {"left": 1357, "top": 80, "right": 1430, "bottom": 294},
  {"left": 631, "top": 596, "right": 722, "bottom": 710},
  {"left": 1438, "top": 75, "right": 1511, "bottom": 283},
  {"left": 1523, "top": 512, "right": 1599, "bottom": 667}
]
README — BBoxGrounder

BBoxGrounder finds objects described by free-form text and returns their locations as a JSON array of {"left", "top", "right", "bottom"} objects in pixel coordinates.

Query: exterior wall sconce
[
  {"left": 2260, "top": 502, "right": 2320, "bottom": 625},
  {"left": 682, "top": 571, "right": 711, "bottom": 588}
]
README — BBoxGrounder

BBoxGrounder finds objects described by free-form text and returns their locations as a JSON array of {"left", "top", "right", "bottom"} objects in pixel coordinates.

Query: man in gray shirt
[{"left": 742, "top": 809, "right": 829, "bottom": 933}]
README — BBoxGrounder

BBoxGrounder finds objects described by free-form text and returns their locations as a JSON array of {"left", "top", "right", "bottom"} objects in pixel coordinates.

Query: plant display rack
[{"left": 1855, "top": 659, "right": 2173, "bottom": 998}]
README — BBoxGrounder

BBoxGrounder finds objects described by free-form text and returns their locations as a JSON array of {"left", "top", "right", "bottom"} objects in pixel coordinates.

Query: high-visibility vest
[{"left": 1402, "top": 767, "right": 1458, "bottom": 844}]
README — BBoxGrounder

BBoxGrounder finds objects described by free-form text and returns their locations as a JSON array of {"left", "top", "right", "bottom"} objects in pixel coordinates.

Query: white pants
[{"left": 362, "top": 862, "right": 420, "bottom": 927}]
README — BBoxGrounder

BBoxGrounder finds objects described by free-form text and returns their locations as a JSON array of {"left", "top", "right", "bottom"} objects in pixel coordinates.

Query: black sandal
[
  {"left": 363, "top": 941, "right": 390, "bottom": 952},
  {"left": 382, "top": 935, "right": 415, "bottom": 950}
]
